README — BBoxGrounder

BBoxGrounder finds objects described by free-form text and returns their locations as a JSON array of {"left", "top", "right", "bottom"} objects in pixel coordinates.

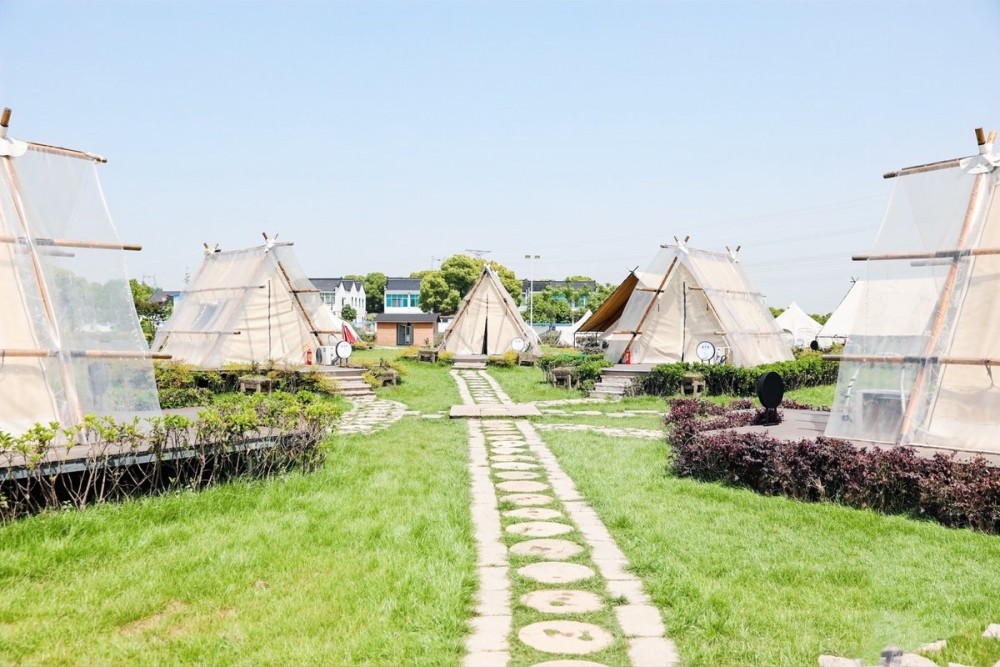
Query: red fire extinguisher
[
  {"left": 624, "top": 348, "right": 631, "bottom": 365},
  {"left": 305, "top": 348, "right": 313, "bottom": 365}
]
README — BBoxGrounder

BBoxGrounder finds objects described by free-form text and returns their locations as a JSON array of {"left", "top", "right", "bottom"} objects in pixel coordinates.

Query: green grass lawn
[
  {"left": 543, "top": 429, "right": 1000, "bottom": 667},
  {"left": 0, "top": 418, "right": 476, "bottom": 666},
  {"left": 374, "top": 358, "right": 461, "bottom": 413},
  {"left": 486, "top": 365, "right": 585, "bottom": 402}
]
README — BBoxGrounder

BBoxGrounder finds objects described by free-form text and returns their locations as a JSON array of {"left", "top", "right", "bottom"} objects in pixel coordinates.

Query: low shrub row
[
  {"left": 642, "top": 352, "right": 839, "bottom": 397},
  {"left": 0, "top": 391, "right": 341, "bottom": 522},
  {"left": 665, "top": 398, "right": 1000, "bottom": 534}
]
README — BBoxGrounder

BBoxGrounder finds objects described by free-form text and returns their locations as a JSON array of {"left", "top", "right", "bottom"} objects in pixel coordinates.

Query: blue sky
[{"left": 1, "top": 0, "right": 998, "bottom": 311}]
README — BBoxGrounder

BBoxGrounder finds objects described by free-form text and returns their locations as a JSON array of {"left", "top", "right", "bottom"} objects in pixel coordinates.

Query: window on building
[{"left": 410, "top": 293, "right": 420, "bottom": 308}]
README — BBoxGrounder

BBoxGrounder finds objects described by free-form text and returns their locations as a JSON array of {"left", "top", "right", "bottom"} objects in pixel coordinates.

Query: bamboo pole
[
  {"left": 0, "top": 235, "right": 141, "bottom": 251},
  {"left": 24, "top": 140, "right": 106, "bottom": 164},
  {"left": 852, "top": 247, "right": 1000, "bottom": 262},
  {"left": 883, "top": 157, "right": 964, "bottom": 180},
  {"left": 896, "top": 166, "right": 987, "bottom": 443},
  {"left": 0, "top": 348, "right": 172, "bottom": 360},
  {"left": 825, "top": 354, "right": 1000, "bottom": 366}
]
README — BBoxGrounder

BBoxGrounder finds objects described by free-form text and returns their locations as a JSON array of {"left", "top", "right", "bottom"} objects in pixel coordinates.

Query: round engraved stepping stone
[
  {"left": 509, "top": 538, "right": 583, "bottom": 560},
  {"left": 521, "top": 589, "right": 605, "bottom": 614},
  {"left": 518, "top": 621, "right": 614, "bottom": 655},
  {"left": 507, "top": 521, "right": 573, "bottom": 537},
  {"left": 491, "top": 455, "right": 535, "bottom": 462},
  {"left": 500, "top": 493, "right": 554, "bottom": 507},
  {"left": 518, "top": 561, "right": 596, "bottom": 584},
  {"left": 492, "top": 461, "right": 537, "bottom": 470},
  {"left": 531, "top": 661, "right": 609, "bottom": 667},
  {"left": 505, "top": 507, "right": 563, "bottom": 520},
  {"left": 497, "top": 480, "right": 549, "bottom": 493},
  {"left": 496, "top": 471, "right": 541, "bottom": 481}
]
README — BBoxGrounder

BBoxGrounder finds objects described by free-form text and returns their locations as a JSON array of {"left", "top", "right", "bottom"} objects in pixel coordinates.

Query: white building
[
  {"left": 311, "top": 278, "right": 367, "bottom": 323},
  {"left": 383, "top": 277, "right": 424, "bottom": 314}
]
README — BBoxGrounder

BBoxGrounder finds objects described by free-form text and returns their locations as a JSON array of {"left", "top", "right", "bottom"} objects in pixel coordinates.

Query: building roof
[
  {"left": 386, "top": 277, "right": 422, "bottom": 291},
  {"left": 521, "top": 279, "right": 597, "bottom": 292},
  {"left": 310, "top": 278, "right": 364, "bottom": 292},
  {"left": 375, "top": 312, "right": 440, "bottom": 323}
]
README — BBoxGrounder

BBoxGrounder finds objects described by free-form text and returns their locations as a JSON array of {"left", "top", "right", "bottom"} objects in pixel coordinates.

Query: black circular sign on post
[{"left": 756, "top": 371, "right": 784, "bottom": 425}]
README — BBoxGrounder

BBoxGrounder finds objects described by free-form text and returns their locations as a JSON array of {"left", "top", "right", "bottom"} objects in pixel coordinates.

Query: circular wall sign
[
  {"left": 335, "top": 340, "right": 353, "bottom": 359},
  {"left": 695, "top": 340, "right": 716, "bottom": 362},
  {"left": 511, "top": 337, "right": 526, "bottom": 352}
]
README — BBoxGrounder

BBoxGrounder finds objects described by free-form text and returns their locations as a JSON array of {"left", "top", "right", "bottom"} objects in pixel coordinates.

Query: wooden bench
[
  {"left": 517, "top": 352, "right": 539, "bottom": 367},
  {"left": 239, "top": 375, "right": 273, "bottom": 393},
  {"left": 417, "top": 349, "right": 439, "bottom": 363},
  {"left": 549, "top": 367, "right": 578, "bottom": 389},
  {"left": 378, "top": 369, "right": 400, "bottom": 386}
]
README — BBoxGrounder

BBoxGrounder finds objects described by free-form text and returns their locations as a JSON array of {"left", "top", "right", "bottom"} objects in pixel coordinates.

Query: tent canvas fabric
[
  {"left": 815, "top": 278, "right": 939, "bottom": 348},
  {"left": 826, "top": 135, "right": 1000, "bottom": 455},
  {"left": 558, "top": 310, "right": 592, "bottom": 346},
  {"left": 775, "top": 302, "right": 823, "bottom": 347},
  {"left": 438, "top": 265, "right": 541, "bottom": 355},
  {"left": 153, "top": 242, "right": 350, "bottom": 367},
  {"left": 594, "top": 244, "right": 792, "bottom": 367},
  {"left": 0, "top": 129, "right": 160, "bottom": 434}
]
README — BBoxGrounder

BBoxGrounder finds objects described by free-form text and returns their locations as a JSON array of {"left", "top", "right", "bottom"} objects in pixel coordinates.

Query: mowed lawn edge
[
  {"left": 0, "top": 417, "right": 476, "bottom": 667},
  {"left": 542, "top": 430, "right": 1000, "bottom": 667}
]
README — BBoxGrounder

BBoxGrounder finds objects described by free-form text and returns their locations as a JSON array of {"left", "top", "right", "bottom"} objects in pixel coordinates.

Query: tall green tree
[
  {"left": 130, "top": 279, "right": 173, "bottom": 344},
  {"left": 419, "top": 255, "right": 520, "bottom": 315},
  {"left": 346, "top": 273, "right": 387, "bottom": 313}
]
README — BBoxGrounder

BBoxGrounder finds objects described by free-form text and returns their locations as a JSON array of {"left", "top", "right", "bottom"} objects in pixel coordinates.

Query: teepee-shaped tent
[
  {"left": 826, "top": 128, "right": 1000, "bottom": 454},
  {"left": 775, "top": 302, "right": 823, "bottom": 347},
  {"left": 0, "top": 108, "right": 160, "bottom": 434},
  {"left": 815, "top": 278, "right": 939, "bottom": 348},
  {"left": 559, "top": 309, "right": 592, "bottom": 347},
  {"left": 153, "top": 238, "right": 350, "bottom": 367},
  {"left": 580, "top": 241, "right": 792, "bottom": 366},
  {"left": 438, "top": 265, "right": 541, "bottom": 355}
]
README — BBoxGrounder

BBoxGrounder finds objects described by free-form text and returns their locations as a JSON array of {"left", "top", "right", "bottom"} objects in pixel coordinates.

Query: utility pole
[
  {"left": 465, "top": 248, "right": 491, "bottom": 260},
  {"left": 524, "top": 254, "right": 540, "bottom": 328}
]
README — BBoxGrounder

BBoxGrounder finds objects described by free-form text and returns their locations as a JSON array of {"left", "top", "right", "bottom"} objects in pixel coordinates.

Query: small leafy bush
[{"left": 486, "top": 350, "right": 518, "bottom": 368}]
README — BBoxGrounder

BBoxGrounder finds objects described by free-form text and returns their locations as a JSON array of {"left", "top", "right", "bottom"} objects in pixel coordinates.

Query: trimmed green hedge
[{"left": 641, "top": 352, "right": 838, "bottom": 397}]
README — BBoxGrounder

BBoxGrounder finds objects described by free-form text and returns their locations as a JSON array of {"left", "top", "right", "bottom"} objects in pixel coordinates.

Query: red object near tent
[{"left": 342, "top": 324, "right": 358, "bottom": 344}]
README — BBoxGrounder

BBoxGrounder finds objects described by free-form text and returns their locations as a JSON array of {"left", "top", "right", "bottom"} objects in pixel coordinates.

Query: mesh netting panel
[
  {"left": 0, "top": 147, "right": 160, "bottom": 433},
  {"left": 826, "top": 163, "right": 1000, "bottom": 452}
]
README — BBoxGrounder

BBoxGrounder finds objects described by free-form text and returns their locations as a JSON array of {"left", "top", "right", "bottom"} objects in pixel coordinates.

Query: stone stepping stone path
[
  {"left": 457, "top": 370, "right": 679, "bottom": 667},
  {"left": 337, "top": 396, "right": 410, "bottom": 435}
]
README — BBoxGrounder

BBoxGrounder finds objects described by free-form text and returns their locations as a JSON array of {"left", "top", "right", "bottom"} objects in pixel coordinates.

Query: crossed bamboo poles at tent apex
[
  {"left": 0, "top": 106, "right": 170, "bottom": 373},
  {"left": 824, "top": 126, "right": 1000, "bottom": 445}
]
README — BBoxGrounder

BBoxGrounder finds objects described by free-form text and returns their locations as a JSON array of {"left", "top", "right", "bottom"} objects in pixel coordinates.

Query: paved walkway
[
  {"left": 336, "top": 396, "right": 412, "bottom": 435},
  {"left": 455, "top": 369, "right": 679, "bottom": 667}
]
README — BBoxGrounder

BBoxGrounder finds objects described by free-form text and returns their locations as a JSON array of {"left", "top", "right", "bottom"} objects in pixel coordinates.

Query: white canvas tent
[
  {"left": 438, "top": 265, "right": 541, "bottom": 355},
  {"left": 775, "top": 302, "right": 823, "bottom": 347},
  {"left": 815, "top": 278, "right": 939, "bottom": 348},
  {"left": 826, "top": 128, "right": 1000, "bottom": 455},
  {"left": 0, "top": 109, "right": 160, "bottom": 434},
  {"left": 558, "top": 309, "right": 592, "bottom": 347},
  {"left": 153, "top": 239, "right": 352, "bottom": 367},
  {"left": 579, "top": 242, "right": 792, "bottom": 367}
]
